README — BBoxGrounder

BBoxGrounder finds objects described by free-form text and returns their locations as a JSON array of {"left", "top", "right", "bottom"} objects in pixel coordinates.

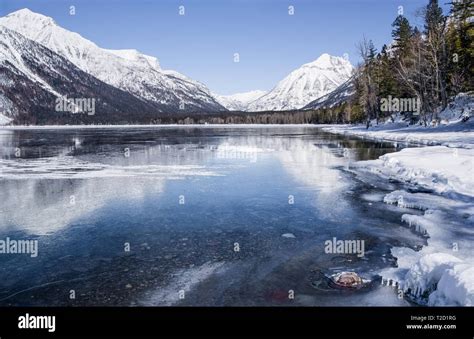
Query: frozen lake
[{"left": 0, "top": 126, "right": 424, "bottom": 306}]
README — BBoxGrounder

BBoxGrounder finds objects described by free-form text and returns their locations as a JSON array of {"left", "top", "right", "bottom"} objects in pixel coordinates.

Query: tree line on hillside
[
  {"left": 166, "top": 0, "right": 472, "bottom": 126},
  {"left": 9, "top": 0, "right": 470, "bottom": 126},
  {"left": 150, "top": 110, "right": 324, "bottom": 125},
  {"left": 352, "top": 0, "right": 473, "bottom": 127}
]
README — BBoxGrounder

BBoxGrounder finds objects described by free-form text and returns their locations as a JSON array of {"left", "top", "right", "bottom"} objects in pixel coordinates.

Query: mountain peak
[
  {"left": 0, "top": 8, "right": 224, "bottom": 113},
  {"left": 305, "top": 53, "right": 351, "bottom": 69},
  {"left": 316, "top": 53, "right": 332, "bottom": 62},
  {"left": 247, "top": 54, "right": 354, "bottom": 111},
  {"left": 6, "top": 8, "right": 56, "bottom": 26},
  {"left": 1, "top": 9, "right": 59, "bottom": 43}
]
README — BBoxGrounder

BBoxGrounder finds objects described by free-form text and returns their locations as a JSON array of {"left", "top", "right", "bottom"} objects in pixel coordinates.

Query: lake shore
[{"left": 325, "top": 122, "right": 474, "bottom": 306}]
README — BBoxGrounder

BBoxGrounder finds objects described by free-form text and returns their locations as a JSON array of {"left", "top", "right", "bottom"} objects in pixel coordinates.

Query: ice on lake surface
[{"left": 0, "top": 126, "right": 428, "bottom": 306}]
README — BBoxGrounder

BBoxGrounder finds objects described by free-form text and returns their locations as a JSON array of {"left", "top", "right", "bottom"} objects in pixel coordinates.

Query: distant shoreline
[{"left": 0, "top": 123, "right": 333, "bottom": 130}]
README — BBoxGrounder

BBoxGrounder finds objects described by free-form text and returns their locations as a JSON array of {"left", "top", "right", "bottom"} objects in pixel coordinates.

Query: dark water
[{"left": 0, "top": 126, "right": 425, "bottom": 306}]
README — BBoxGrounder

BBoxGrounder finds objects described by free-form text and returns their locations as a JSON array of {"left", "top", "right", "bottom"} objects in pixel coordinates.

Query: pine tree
[
  {"left": 447, "top": 0, "right": 473, "bottom": 91},
  {"left": 424, "top": 0, "right": 448, "bottom": 110},
  {"left": 391, "top": 15, "right": 416, "bottom": 98},
  {"left": 368, "top": 40, "right": 377, "bottom": 60},
  {"left": 392, "top": 15, "right": 413, "bottom": 58},
  {"left": 376, "top": 45, "right": 398, "bottom": 109},
  {"left": 351, "top": 0, "right": 470, "bottom": 127}
]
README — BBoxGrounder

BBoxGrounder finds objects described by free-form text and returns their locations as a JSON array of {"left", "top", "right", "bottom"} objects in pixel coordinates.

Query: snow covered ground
[
  {"left": 324, "top": 93, "right": 474, "bottom": 149},
  {"left": 329, "top": 95, "right": 474, "bottom": 306},
  {"left": 379, "top": 189, "right": 474, "bottom": 306},
  {"left": 359, "top": 146, "right": 474, "bottom": 198},
  {"left": 352, "top": 149, "right": 473, "bottom": 306},
  {"left": 324, "top": 121, "right": 474, "bottom": 149}
]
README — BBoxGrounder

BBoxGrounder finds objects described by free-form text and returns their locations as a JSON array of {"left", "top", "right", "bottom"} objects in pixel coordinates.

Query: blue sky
[{"left": 0, "top": 0, "right": 449, "bottom": 95}]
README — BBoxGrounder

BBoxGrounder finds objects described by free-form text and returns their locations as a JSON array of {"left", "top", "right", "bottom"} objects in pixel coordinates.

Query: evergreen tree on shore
[
  {"left": 348, "top": 0, "right": 472, "bottom": 127},
  {"left": 447, "top": 0, "right": 474, "bottom": 92}
]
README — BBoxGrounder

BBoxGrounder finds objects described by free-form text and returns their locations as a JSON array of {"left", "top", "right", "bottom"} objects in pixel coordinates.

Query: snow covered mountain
[
  {"left": 303, "top": 77, "right": 356, "bottom": 110},
  {"left": 213, "top": 90, "right": 267, "bottom": 111},
  {"left": 0, "top": 9, "right": 225, "bottom": 113},
  {"left": 0, "top": 25, "right": 165, "bottom": 125},
  {"left": 247, "top": 54, "right": 354, "bottom": 112}
]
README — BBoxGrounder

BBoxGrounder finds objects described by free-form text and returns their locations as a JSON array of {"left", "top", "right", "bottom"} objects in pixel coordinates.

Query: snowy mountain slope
[
  {"left": 0, "top": 113, "right": 12, "bottom": 125},
  {"left": 247, "top": 54, "right": 354, "bottom": 112},
  {"left": 213, "top": 90, "right": 267, "bottom": 111},
  {"left": 0, "top": 26, "right": 165, "bottom": 125},
  {"left": 0, "top": 8, "right": 225, "bottom": 113},
  {"left": 303, "top": 77, "right": 355, "bottom": 110}
]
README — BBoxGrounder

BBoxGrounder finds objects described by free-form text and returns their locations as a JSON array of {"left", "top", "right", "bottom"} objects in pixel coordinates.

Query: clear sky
[{"left": 0, "top": 0, "right": 449, "bottom": 95}]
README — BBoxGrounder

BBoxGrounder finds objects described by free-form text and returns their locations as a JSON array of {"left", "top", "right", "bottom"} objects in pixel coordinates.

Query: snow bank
[
  {"left": 379, "top": 190, "right": 474, "bottom": 306},
  {"left": 356, "top": 147, "right": 473, "bottom": 306},
  {"left": 401, "top": 213, "right": 430, "bottom": 236},
  {"left": 323, "top": 93, "right": 474, "bottom": 149},
  {"left": 389, "top": 250, "right": 474, "bottom": 306},
  {"left": 324, "top": 123, "right": 474, "bottom": 149},
  {"left": 357, "top": 146, "right": 474, "bottom": 197},
  {"left": 403, "top": 253, "right": 462, "bottom": 300},
  {"left": 429, "top": 264, "right": 474, "bottom": 306},
  {"left": 439, "top": 92, "right": 474, "bottom": 122},
  {"left": 384, "top": 190, "right": 444, "bottom": 210},
  {"left": 328, "top": 95, "right": 474, "bottom": 305}
]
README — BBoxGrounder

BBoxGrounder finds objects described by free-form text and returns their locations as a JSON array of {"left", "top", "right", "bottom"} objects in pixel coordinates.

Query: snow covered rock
[
  {"left": 428, "top": 264, "right": 474, "bottom": 306},
  {"left": 402, "top": 253, "right": 462, "bottom": 299},
  {"left": 379, "top": 188, "right": 474, "bottom": 306},
  {"left": 399, "top": 253, "right": 474, "bottom": 306}
]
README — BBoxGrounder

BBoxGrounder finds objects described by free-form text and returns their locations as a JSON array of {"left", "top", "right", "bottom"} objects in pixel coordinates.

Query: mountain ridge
[
  {"left": 0, "top": 8, "right": 226, "bottom": 113},
  {"left": 246, "top": 53, "right": 354, "bottom": 111},
  {"left": 0, "top": 25, "right": 169, "bottom": 124},
  {"left": 213, "top": 90, "right": 267, "bottom": 111}
]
